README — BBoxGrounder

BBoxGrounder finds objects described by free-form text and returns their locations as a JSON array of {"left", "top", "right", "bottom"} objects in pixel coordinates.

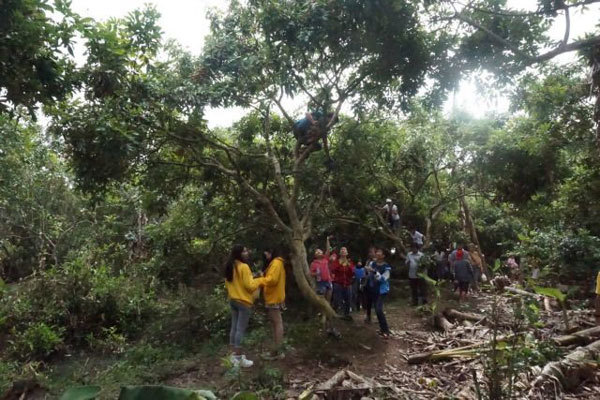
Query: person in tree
[
  {"left": 364, "top": 245, "right": 378, "bottom": 324},
  {"left": 224, "top": 244, "right": 266, "bottom": 368},
  {"left": 261, "top": 246, "right": 287, "bottom": 360},
  {"left": 382, "top": 199, "right": 401, "bottom": 231},
  {"left": 366, "top": 246, "right": 392, "bottom": 338},
  {"left": 330, "top": 246, "right": 355, "bottom": 320},
  {"left": 410, "top": 228, "right": 425, "bottom": 249},
  {"left": 292, "top": 108, "right": 338, "bottom": 164},
  {"left": 406, "top": 243, "right": 427, "bottom": 306},
  {"left": 454, "top": 249, "right": 474, "bottom": 302}
]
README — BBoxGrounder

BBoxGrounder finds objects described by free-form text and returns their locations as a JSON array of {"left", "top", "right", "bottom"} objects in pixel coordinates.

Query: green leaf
[
  {"left": 231, "top": 392, "right": 259, "bottom": 400},
  {"left": 118, "top": 386, "right": 216, "bottom": 400},
  {"left": 59, "top": 386, "right": 102, "bottom": 400},
  {"left": 418, "top": 272, "right": 437, "bottom": 286},
  {"left": 534, "top": 286, "right": 566, "bottom": 302}
]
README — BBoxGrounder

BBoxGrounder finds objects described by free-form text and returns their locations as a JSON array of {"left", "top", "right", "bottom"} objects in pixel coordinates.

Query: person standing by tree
[
  {"left": 225, "top": 244, "right": 266, "bottom": 368},
  {"left": 262, "top": 247, "right": 287, "bottom": 360},
  {"left": 371, "top": 246, "right": 392, "bottom": 338},
  {"left": 330, "top": 246, "right": 355, "bottom": 320},
  {"left": 310, "top": 236, "right": 333, "bottom": 301},
  {"left": 406, "top": 244, "right": 427, "bottom": 306}
]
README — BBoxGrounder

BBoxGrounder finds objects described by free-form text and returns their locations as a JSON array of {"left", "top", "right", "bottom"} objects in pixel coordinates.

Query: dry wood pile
[{"left": 288, "top": 285, "right": 600, "bottom": 399}]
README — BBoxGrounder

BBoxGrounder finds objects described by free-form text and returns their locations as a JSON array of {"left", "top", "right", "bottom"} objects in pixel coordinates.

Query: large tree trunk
[{"left": 289, "top": 235, "right": 336, "bottom": 318}]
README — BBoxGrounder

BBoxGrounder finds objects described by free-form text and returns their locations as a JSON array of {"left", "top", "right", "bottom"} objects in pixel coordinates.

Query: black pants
[
  {"left": 333, "top": 283, "right": 351, "bottom": 316},
  {"left": 409, "top": 278, "right": 427, "bottom": 305},
  {"left": 365, "top": 288, "right": 377, "bottom": 320},
  {"left": 375, "top": 293, "right": 390, "bottom": 334}
]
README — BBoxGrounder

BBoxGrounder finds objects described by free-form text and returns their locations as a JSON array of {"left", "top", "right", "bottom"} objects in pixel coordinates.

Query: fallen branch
[
  {"left": 407, "top": 334, "right": 521, "bottom": 364},
  {"left": 528, "top": 339, "right": 600, "bottom": 398},
  {"left": 435, "top": 313, "right": 454, "bottom": 332},
  {"left": 504, "top": 286, "right": 542, "bottom": 299},
  {"left": 553, "top": 326, "right": 600, "bottom": 347},
  {"left": 443, "top": 308, "right": 486, "bottom": 323}
]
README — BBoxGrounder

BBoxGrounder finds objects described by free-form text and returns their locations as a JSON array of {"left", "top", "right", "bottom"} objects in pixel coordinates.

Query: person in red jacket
[{"left": 330, "top": 246, "right": 355, "bottom": 320}]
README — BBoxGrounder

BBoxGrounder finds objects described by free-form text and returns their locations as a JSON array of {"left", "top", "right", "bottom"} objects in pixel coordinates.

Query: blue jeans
[
  {"left": 230, "top": 300, "right": 252, "bottom": 349},
  {"left": 375, "top": 293, "right": 390, "bottom": 334}
]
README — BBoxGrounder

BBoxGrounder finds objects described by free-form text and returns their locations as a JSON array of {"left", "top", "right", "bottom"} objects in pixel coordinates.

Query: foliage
[
  {"left": 513, "top": 228, "right": 600, "bottom": 283},
  {"left": 0, "top": 0, "right": 84, "bottom": 115},
  {"left": 9, "top": 322, "right": 64, "bottom": 360}
]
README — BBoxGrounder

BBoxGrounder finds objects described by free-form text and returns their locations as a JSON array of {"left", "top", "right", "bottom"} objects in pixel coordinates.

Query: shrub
[
  {"left": 9, "top": 322, "right": 64, "bottom": 360},
  {"left": 0, "top": 253, "right": 159, "bottom": 359}
]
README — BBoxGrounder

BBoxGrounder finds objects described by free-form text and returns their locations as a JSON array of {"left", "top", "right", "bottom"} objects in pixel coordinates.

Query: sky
[{"left": 70, "top": 0, "right": 599, "bottom": 127}]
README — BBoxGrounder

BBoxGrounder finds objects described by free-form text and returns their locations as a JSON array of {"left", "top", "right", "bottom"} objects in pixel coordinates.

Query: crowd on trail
[{"left": 222, "top": 199, "right": 494, "bottom": 368}]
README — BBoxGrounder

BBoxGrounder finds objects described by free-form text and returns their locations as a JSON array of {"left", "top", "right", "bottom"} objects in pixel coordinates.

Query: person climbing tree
[
  {"left": 382, "top": 198, "right": 401, "bottom": 231},
  {"left": 292, "top": 108, "right": 338, "bottom": 165}
]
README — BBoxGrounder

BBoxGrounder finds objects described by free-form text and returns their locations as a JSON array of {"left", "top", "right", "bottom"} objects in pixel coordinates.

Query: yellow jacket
[
  {"left": 225, "top": 261, "right": 265, "bottom": 306},
  {"left": 263, "top": 257, "right": 286, "bottom": 305}
]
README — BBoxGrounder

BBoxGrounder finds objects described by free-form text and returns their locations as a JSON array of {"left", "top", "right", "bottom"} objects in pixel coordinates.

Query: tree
[{"left": 0, "top": 0, "right": 83, "bottom": 116}]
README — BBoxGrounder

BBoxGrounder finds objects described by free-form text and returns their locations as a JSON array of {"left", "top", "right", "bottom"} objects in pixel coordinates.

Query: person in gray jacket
[{"left": 453, "top": 249, "right": 474, "bottom": 302}]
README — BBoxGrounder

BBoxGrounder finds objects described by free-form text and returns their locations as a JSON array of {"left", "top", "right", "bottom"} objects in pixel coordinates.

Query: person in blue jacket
[{"left": 366, "top": 246, "right": 392, "bottom": 338}]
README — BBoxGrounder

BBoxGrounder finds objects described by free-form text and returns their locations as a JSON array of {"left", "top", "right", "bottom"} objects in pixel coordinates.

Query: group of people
[
  {"left": 222, "top": 236, "right": 485, "bottom": 368},
  {"left": 309, "top": 237, "right": 393, "bottom": 338}
]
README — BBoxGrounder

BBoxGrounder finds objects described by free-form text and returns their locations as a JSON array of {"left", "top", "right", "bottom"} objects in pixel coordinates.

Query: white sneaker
[
  {"left": 238, "top": 354, "right": 254, "bottom": 368},
  {"left": 229, "top": 354, "right": 240, "bottom": 367}
]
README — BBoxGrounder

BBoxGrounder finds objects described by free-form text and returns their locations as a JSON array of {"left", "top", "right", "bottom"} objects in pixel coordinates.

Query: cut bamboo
[{"left": 553, "top": 326, "right": 600, "bottom": 346}]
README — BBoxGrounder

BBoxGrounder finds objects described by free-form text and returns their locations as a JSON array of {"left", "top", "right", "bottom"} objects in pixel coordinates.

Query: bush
[
  {"left": 512, "top": 228, "right": 600, "bottom": 283},
  {"left": 9, "top": 322, "right": 64, "bottom": 360},
  {"left": 0, "top": 254, "right": 159, "bottom": 359}
]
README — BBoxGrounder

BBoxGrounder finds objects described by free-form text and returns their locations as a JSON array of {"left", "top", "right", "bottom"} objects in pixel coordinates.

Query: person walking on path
[
  {"left": 330, "top": 246, "right": 355, "bottom": 320},
  {"left": 262, "top": 247, "right": 287, "bottom": 360},
  {"left": 368, "top": 246, "right": 393, "bottom": 338},
  {"left": 454, "top": 249, "right": 474, "bottom": 302},
  {"left": 224, "top": 244, "right": 266, "bottom": 368},
  {"left": 406, "top": 244, "right": 427, "bottom": 306}
]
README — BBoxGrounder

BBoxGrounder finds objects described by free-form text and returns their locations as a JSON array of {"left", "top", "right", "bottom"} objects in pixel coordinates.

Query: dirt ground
[{"left": 165, "top": 282, "right": 600, "bottom": 399}]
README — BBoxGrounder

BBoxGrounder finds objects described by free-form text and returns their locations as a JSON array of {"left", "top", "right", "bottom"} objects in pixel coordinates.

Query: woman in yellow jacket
[
  {"left": 261, "top": 247, "right": 287, "bottom": 360},
  {"left": 224, "top": 244, "right": 265, "bottom": 368}
]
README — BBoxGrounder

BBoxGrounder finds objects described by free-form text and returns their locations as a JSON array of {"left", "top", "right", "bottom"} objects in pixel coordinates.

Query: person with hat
[{"left": 382, "top": 199, "right": 401, "bottom": 231}]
